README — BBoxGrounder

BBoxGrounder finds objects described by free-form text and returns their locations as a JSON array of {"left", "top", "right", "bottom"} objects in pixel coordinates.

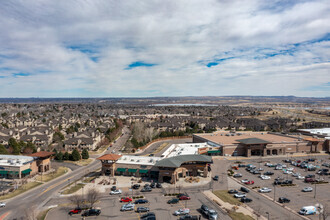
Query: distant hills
[{"left": 0, "top": 96, "right": 329, "bottom": 105}]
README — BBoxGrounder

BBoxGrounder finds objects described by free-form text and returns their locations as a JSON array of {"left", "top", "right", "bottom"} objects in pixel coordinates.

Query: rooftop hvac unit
[
  {"left": 149, "top": 159, "right": 153, "bottom": 162},
  {"left": 136, "top": 160, "right": 140, "bottom": 162},
  {"left": 131, "top": 159, "right": 134, "bottom": 161}
]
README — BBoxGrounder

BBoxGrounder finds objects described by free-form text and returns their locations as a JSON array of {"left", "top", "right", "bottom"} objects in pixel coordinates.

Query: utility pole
[{"left": 273, "top": 184, "right": 276, "bottom": 201}]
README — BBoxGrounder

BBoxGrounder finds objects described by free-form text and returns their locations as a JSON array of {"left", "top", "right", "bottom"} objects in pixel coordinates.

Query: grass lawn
[
  {"left": 0, "top": 181, "right": 43, "bottom": 200},
  {"left": 62, "top": 183, "right": 85, "bottom": 195},
  {"left": 213, "top": 190, "right": 241, "bottom": 206},
  {"left": 83, "top": 176, "right": 96, "bottom": 183},
  {"left": 228, "top": 211, "right": 254, "bottom": 220},
  {"left": 66, "top": 159, "right": 93, "bottom": 166},
  {"left": 37, "top": 208, "right": 51, "bottom": 220},
  {"left": 35, "top": 166, "right": 68, "bottom": 182}
]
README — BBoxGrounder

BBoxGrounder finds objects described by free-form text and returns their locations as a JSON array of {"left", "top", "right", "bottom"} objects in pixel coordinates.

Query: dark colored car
[
  {"left": 241, "top": 197, "right": 252, "bottom": 203},
  {"left": 308, "top": 158, "right": 316, "bottom": 162},
  {"left": 68, "top": 207, "right": 82, "bottom": 215},
  {"left": 213, "top": 176, "right": 219, "bottom": 181},
  {"left": 282, "top": 179, "right": 293, "bottom": 184},
  {"left": 305, "top": 178, "right": 316, "bottom": 183},
  {"left": 200, "top": 204, "right": 209, "bottom": 215},
  {"left": 135, "top": 199, "right": 149, "bottom": 204},
  {"left": 144, "top": 184, "right": 150, "bottom": 188},
  {"left": 252, "top": 170, "right": 261, "bottom": 175},
  {"left": 111, "top": 186, "right": 116, "bottom": 191},
  {"left": 132, "top": 184, "right": 140, "bottom": 189},
  {"left": 179, "top": 215, "right": 198, "bottom": 220},
  {"left": 240, "top": 187, "right": 249, "bottom": 193},
  {"left": 141, "top": 187, "right": 152, "bottom": 192},
  {"left": 141, "top": 212, "right": 156, "bottom": 220},
  {"left": 238, "top": 164, "right": 246, "bottom": 167},
  {"left": 228, "top": 189, "right": 238, "bottom": 194},
  {"left": 305, "top": 174, "right": 315, "bottom": 179},
  {"left": 167, "top": 198, "right": 179, "bottom": 204},
  {"left": 81, "top": 209, "right": 101, "bottom": 217},
  {"left": 233, "top": 173, "right": 242, "bottom": 178},
  {"left": 150, "top": 182, "right": 156, "bottom": 188},
  {"left": 179, "top": 195, "right": 190, "bottom": 200},
  {"left": 278, "top": 197, "right": 290, "bottom": 203},
  {"left": 263, "top": 171, "right": 274, "bottom": 175},
  {"left": 136, "top": 207, "right": 150, "bottom": 213},
  {"left": 156, "top": 183, "right": 162, "bottom": 188}
]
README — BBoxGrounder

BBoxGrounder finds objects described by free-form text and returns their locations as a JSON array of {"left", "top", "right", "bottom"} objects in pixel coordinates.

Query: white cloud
[{"left": 0, "top": 0, "right": 329, "bottom": 97}]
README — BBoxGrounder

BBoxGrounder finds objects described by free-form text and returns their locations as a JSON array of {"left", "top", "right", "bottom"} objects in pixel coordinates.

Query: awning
[
  {"left": 128, "top": 169, "right": 137, "bottom": 173},
  {"left": 0, "top": 170, "right": 8, "bottom": 175},
  {"left": 21, "top": 168, "right": 32, "bottom": 174},
  {"left": 139, "top": 169, "right": 149, "bottom": 174},
  {"left": 207, "top": 150, "right": 221, "bottom": 154},
  {"left": 116, "top": 168, "right": 126, "bottom": 172},
  {"left": 8, "top": 171, "right": 19, "bottom": 175}
]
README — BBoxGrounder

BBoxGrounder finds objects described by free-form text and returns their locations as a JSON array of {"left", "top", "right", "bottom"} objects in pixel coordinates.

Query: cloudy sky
[{"left": 0, "top": 0, "right": 329, "bottom": 98}]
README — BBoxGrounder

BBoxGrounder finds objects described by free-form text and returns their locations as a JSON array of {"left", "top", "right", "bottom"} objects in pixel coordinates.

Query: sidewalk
[{"left": 203, "top": 190, "right": 266, "bottom": 220}]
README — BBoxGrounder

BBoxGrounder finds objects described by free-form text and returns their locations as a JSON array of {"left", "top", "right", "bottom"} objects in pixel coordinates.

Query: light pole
[
  {"left": 266, "top": 212, "right": 270, "bottom": 220},
  {"left": 273, "top": 183, "right": 276, "bottom": 202}
]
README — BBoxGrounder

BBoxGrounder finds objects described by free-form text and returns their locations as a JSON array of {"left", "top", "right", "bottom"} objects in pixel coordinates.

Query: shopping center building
[{"left": 193, "top": 131, "right": 328, "bottom": 157}]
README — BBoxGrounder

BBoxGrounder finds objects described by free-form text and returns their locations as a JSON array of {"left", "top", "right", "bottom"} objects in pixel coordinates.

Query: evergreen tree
[
  {"left": 8, "top": 138, "right": 20, "bottom": 155},
  {"left": 63, "top": 151, "right": 70, "bottom": 160},
  {"left": 71, "top": 149, "right": 81, "bottom": 161},
  {"left": 81, "top": 148, "right": 89, "bottom": 159},
  {"left": 55, "top": 151, "right": 63, "bottom": 161},
  {"left": 0, "top": 144, "right": 8, "bottom": 154}
]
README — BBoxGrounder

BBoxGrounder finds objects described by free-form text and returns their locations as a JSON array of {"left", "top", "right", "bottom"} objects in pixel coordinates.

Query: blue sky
[{"left": 0, "top": 0, "right": 329, "bottom": 97}]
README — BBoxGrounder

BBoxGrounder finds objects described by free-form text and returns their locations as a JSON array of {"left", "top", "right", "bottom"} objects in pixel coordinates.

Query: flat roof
[
  {"left": 298, "top": 128, "right": 330, "bottom": 136},
  {"left": 0, "top": 155, "right": 34, "bottom": 167},
  {"left": 162, "top": 143, "right": 210, "bottom": 158},
  {"left": 194, "top": 131, "right": 302, "bottom": 145},
  {"left": 116, "top": 155, "right": 162, "bottom": 166},
  {"left": 155, "top": 154, "right": 212, "bottom": 168}
]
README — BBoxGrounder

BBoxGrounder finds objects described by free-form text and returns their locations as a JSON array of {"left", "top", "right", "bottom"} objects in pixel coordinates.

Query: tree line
[{"left": 53, "top": 148, "right": 89, "bottom": 161}]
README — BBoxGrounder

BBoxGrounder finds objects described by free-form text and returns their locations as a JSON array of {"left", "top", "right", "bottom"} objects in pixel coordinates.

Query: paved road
[{"left": 1, "top": 127, "right": 131, "bottom": 220}]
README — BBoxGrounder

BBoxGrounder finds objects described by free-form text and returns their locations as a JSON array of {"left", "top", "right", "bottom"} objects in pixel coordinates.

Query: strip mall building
[{"left": 193, "top": 131, "right": 328, "bottom": 157}]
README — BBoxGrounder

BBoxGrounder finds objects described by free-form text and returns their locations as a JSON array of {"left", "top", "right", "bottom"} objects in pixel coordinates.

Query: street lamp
[{"left": 265, "top": 212, "right": 270, "bottom": 220}]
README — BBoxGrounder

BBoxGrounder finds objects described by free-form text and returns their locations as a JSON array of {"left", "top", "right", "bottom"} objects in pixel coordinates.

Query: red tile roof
[
  {"left": 97, "top": 154, "right": 122, "bottom": 161},
  {"left": 29, "top": 151, "right": 55, "bottom": 158}
]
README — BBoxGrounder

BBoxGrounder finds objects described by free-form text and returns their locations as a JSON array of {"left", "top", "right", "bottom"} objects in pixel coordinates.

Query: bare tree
[
  {"left": 321, "top": 204, "right": 329, "bottom": 220},
  {"left": 69, "top": 194, "right": 84, "bottom": 208},
  {"left": 86, "top": 188, "right": 100, "bottom": 208},
  {"left": 145, "top": 127, "right": 156, "bottom": 142}
]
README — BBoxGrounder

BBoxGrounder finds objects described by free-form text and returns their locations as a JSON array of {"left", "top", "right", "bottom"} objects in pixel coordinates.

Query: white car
[
  {"left": 0, "top": 202, "right": 5, "bottom": 208},
  {"left": 302, "top": 187, "right": 313, "bottom": 192},
  {"left": 287, "top": 167, "right": 294, "bottom": 171},
  {"left": 241, "top": 179, "right": 249, "bottom": 183},
  {"left": 234, "top": 192, "right": 246, "bottom": 198},
  {"left": 110, "top": 189, "right": 122, "bottom": 195},
  {"left": 173, "top": 208, "right": 190, "bottom": 216},
  {"left": 292, "top": 172, "right": 300, "bottom": 177},
  {"left": 258, "top": 187, "right": 272, "bottom": 193},
  {"left": 297, "top": 175, "right": 305, "bottom": 180},
  {"left": 260, "top": 175, "right": 271, "bottom": 180},
  {"left": 283, "top": 170, "right": 292, "bottom": 174}
]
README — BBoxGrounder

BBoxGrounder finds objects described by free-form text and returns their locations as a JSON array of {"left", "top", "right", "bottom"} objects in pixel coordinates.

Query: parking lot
[
  {"left": 46, "top": 188, "right": 230, "bottom": 220},
  {"left": 228, "top": 155, "right": 330, "bottom": 220}
]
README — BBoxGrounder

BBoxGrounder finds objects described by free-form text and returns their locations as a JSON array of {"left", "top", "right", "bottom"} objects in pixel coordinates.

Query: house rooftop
[
  {"left": 29, "top": 151, "right": 55, "bottom": 158},
  {"left": 97, "top": 154, "right": 122, "bottom": 161}
]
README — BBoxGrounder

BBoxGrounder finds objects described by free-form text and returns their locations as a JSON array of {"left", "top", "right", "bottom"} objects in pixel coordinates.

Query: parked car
[
  {"left": 111, "top": 186, "right": 117, "bottom": 191},
  {"left": 245, "top": 180, "right": 254, "bottom": 185},
  {"left": 132, "top": 184, "right": 140, "bottom": 189},
  {"left": 233, "top": 173, "right": 242, "bottom": 178},
  {"left": 263, "top": 171, "right": 274, "bottom": 175},
  {"left": 241, "top": 197, "right": 252, "bottom": 203},
  {"left": 213, "top": 176, "right": 219, "bottom": 181},
  {"left": 174, "top": 208, "right": 190, "bottom": 216},
  {"left": 167, "top": 198, "right": 179, "bottom": 204},
  {"left": 297, "top": 175, "right": 305, "bottom": 180},
  {"left": 141, "top": 212, "right": 155, "bottom": 218},
  {"left": 150, "top": 182, "right": 156, "bottom": 188},
  {"left": 136, "top": 207, "right": 150, "bottom": 213},
  {"left": 110, "top": 189, "right": 122, "bottom": 195},
  {"left": 121, "top": 203, "right": 135, "bottom": 211},
  {"left": 200, "top": 204, "right": 209, "bottom": 215},
  {"left": 135, "top": 199, "right": 149, "bottom": 204},
  {"left": 241, "top": 179, "right": 249, "bottom": 183},
  {"left": 240, "top": 187, "right": 249, "bottom": 193},
  {"left": 206, "top": 209, "right": 218, "bottom": 219},
  {"left": 0, "top": 202, "right": 6, "bottom": 208},
  {"left": 156, "top": 183, "right": 162, "bottom": 188},
  {"left": 260, "top": 175, "right": 271, "bottom": 180},
  {"left": 299, "top": 206, "right": 317, "bottom": 215},
  {"left": 238, "top": 164, "right": 246, "bottom": 167},
  {"left": 179, "top": 215, "right": 198, "bottom": 220},
  {"left": 120, "top": 197, "right": 133, "bottom": 202},
  {"left": 141, "top": 187, "right": 152, "bottom": 192},
  {"left": 259, "top": 187, "right": 272, "bottom": 193},
  {"left": 282, "top": 179, "right": 293, "bottom": 184},
  {"left": 228, "top": 189, "right": 238, "bottom": 194},
  {"left": 68, "top": 207, "right": 82, "bottom": 215},
  {"left": 278, "top": 197, "right": 290, "bottom": 203},
  {"left": 179, "top": 195, "right": 191, "bottom": 200},
  {"left": 81, "top": 209, "right": 101, "bottom": 216},
  {"left": 234, "top": 192, "right": 246, "bottom": 198},
  {"left": 305, "top": 178, "right": 316, "bottom": 183},
  {"left": 302, "top": 187, "right": 313, "bottom": 192}
]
